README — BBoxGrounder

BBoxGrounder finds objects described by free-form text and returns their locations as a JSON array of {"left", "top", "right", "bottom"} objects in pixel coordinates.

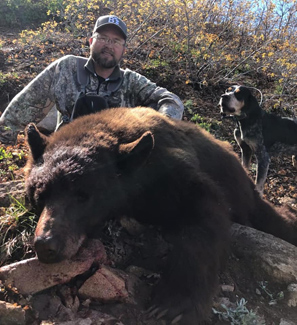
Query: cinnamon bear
[{"left": 25, "top": 106, "right": 297, "bottom": 324}]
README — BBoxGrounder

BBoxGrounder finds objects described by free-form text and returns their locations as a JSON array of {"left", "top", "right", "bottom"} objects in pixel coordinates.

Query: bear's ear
[
  {"left": 117, "top": 131, "right": 154, "bottom": 173},
  {"left": 26, "top": 123, "right": 49, "bottom": 162}
]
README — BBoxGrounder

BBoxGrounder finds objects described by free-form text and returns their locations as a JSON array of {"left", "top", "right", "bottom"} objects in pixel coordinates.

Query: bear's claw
[
  {"left": 171, "top": 314, "right": 183, "bottom": 324},
  {"left": 145, "top": 305, "right": 183, "bottom": 324}
]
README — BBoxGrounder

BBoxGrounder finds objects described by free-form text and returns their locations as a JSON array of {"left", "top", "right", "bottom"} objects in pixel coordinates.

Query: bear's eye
[
  {"left": 34, "top": 191, "right": 47, "bottom": 210},
  {"left": 75, "top": 190, "right": 90, "bottom": 203}
]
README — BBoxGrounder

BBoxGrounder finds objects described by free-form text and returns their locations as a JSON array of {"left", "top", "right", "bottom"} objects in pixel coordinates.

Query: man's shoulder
[
  {"left": 50, "top": 55, "right": 87, "bottom": 75},
  {"left": 56, "top": 54, "right": 85, "bottom": 65},
  {"left": 121, "top": 68, "right": 150, "bottom": 82},
  {"left": 122, "top": 67, "right": 140, "bottom": 74}
]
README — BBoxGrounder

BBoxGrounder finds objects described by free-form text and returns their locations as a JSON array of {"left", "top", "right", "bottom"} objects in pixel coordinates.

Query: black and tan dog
[{"left": 219, "top": 85, "right": 297, "bottom": 195}]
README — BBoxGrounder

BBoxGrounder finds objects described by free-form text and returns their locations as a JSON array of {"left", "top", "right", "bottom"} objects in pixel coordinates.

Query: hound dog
[{"left": 219, "top": 85, "right": 297, "bottom": 195}]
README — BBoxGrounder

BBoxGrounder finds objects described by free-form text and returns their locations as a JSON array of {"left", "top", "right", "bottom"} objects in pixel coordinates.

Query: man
[{"left": 0, "top": 15, "right": 184, "bottom": 144}]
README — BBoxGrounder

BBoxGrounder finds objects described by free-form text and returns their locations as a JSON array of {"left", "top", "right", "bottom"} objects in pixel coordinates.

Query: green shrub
[{"left": 0, "top": 0, "right": 61, "bottom": 28}]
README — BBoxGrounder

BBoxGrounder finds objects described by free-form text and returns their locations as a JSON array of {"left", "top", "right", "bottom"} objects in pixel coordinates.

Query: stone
[
  {"left": 0, "top": 239, "right": 106, "bottom": 295},
  {"left": 220, "top": 284, "right": 235, "bottom": 292},
  {"left": 230, "top": 223, "right": 297, "bottom": 283},
  {"left": 279, "top": 319, "right": 296, "bottom": 325},
  {"left": 0, "top": 300, "right": 26, "bottom": 325},
  {"left": 78, "top": 266, "right": 128, "bottom": 303},
  {"left": 286, "top": 283, "right": 297, "bottom": 307},
  {"left": 36, "top": 106, "right": 57, "bottom": 134}
]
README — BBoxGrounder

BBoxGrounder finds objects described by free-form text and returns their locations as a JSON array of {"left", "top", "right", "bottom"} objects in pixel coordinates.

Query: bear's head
[{"left": 25, "top": 120, "right": 154, "bottom": 263}]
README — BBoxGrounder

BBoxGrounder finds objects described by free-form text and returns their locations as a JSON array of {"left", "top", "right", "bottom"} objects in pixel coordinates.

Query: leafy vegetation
[
  {"left": 0, "top": 142, "right": 27, "bottom": 182},
  {"left": 213, "top": 298, "right": 265, "bottom": 325},
  {"left": 257, "top": 281, "right": 284, "bottom": 305},
  {"left": 1, "top": 0, "right": 297, "bottom": 100},
  {"left": 0, "top": 0, "right": 63, "bottom": 28}
]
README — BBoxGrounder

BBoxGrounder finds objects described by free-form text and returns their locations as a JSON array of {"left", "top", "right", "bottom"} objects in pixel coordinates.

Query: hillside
[{"left": 0, "top": 0, "right": 297, "bottom": 324}]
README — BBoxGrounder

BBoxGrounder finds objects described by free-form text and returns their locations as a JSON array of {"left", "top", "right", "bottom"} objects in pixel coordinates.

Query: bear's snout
[
  {"left": 34, "top": 205, "right": 87, "bottom": 263},
  {"left": 34, "top": 234, "right": 63, "bottom": 264}
]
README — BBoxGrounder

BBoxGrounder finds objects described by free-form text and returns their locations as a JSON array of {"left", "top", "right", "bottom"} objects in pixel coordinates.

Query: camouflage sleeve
[
  {"left": 131, "top": 71, "right": 184, "bottom": 120},
  {"left": 0, "top": 59, "right": 57, "bottom": 145}
]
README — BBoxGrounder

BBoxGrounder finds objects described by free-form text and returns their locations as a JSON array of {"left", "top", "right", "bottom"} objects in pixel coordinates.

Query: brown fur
[{"left": 25, "top": 107, "right": 297, "bottom": 324}]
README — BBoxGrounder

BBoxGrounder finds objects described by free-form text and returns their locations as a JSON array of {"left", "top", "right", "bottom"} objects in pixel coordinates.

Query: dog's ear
[
  {"left": 233, "top": 85, "right": 249, "bottom": 101},
  {"left": 225, "top": 85, "right": 238, "bottom": 93},
  {"left": 242, "top": 86, "right": 254, "bottom": 100}
]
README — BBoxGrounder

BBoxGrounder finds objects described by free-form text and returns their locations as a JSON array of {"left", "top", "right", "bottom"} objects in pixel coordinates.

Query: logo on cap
[
  {"left": 94, "top": 15, "right": 127, "bottom": 39},
  {"left": 108, "top": 16, "right": 120, "bottom": 25}
]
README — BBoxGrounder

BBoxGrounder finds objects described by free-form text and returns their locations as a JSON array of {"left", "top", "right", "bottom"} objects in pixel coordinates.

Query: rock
[
  {"left": 0, "top": 239, "right": 106, "bottom": 295},
  {"left": 212, "top": 297, "right": 236, "bottom": 311},
  {"left": 286, "top": 283, "right": 297, "bottom": 307},
  {"left": 0, "top": 300, "right": 26, "bottom": 325},
  {"left": 30, "top": 293, "right": 75, "bottom": 322},
  {"left": 58, "top": 309, "right": 124, "bottom": 325},
  {"left": 220, "top": 284, "right": 235, "bottom": 292},
  {"left": 230, "top": 223, "right": 297, "bottom": 283},
  {"left": 36, "top": 106, "right": 57, "bottom": 134},
  {"left": 119, "top": 216, "right": 146, "bottom": 235},
  {"left": 36, "top": 303, "right": 125, "bottom": 324},
  {"left": 57, "top": 320, "right": 93, "bottom": 325},
  {"left": 279, "top": 320, "right": 296, "bottom": 325},
  {"left": 78, "top": 266, "right": 129, "bottom": 303}
]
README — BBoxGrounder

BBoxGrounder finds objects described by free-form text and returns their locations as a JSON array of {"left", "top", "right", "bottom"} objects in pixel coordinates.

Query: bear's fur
[{"left": 25, "top": 107, "right": 297, "bottom": 324}]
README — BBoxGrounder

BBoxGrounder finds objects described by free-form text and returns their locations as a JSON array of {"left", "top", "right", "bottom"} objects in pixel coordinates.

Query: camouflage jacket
[{"left": 0, "top": 55, "right": 184, "bottom": 144}]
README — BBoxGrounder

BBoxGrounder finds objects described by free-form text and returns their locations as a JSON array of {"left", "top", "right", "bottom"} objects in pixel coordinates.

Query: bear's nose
[{"left": 34, "top": 235, "right": 62, "bottom": 263}]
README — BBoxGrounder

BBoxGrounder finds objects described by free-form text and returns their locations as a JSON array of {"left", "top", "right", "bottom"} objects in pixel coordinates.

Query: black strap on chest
[
  {"left": 76, "top": 57, "right": 89, "bottom": 93},
  {"left": 70, "top": 57, "right": 109, "bottom": 121},
  {"left": 58, "top": 58, "right": 125, "bottom": 129},
  {"left": 76, "top": 56, "right": 124, "bottom": 96}
]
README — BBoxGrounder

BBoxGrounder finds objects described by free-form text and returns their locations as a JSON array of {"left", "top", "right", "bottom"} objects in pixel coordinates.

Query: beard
[{"left": 91, "top": 47, "right": 119, "bottom": 69}]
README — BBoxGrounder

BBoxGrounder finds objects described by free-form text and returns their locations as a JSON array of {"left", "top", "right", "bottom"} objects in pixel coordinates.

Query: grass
[
  {"left": 184, "top": 99, "right": 221, "bottom": 133},
  {"left": 0, "top": 196, "right": 37, "bottom": 266},
  {"left": 0, "top": 145, "right": 27, "bottom": 182}
]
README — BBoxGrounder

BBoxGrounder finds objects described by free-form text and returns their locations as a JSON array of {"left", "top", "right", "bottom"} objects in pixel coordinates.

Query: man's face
[{"left": 90, "top": 25, "right": 126, "bottom": 69}]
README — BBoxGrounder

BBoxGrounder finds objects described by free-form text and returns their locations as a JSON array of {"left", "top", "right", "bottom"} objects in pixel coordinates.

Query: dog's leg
[
  {"left": 255, "top": 145, "right": 270, "bottom": 196},
  {"left": 234, "top": 128, "right": 253, "bottom": 168}
]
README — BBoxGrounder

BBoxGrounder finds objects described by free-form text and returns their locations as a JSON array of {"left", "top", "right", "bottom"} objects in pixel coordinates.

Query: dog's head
[{"left": 219, "top": 85, "right": 252, "bottom": 118}]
